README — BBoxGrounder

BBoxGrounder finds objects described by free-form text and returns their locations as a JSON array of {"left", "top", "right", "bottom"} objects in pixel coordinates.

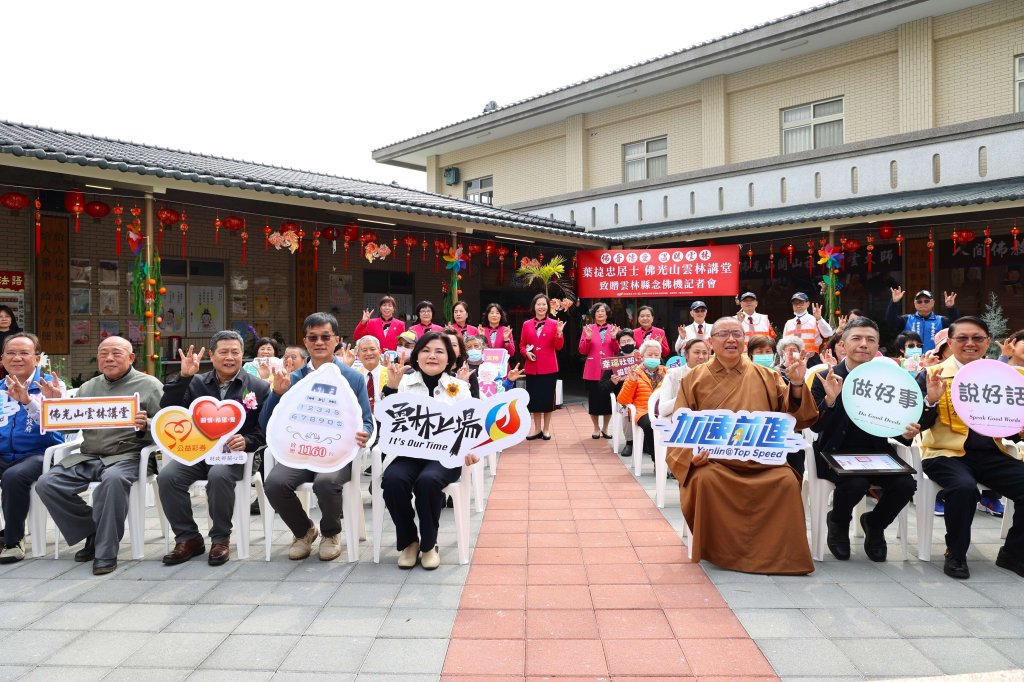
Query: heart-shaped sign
[{"left": 151, "top": 397, "right": 247, "bottom": 466}]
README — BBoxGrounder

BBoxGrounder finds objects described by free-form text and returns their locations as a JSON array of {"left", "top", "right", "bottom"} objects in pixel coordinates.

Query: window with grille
[
  {"left": 781, "top": 98, "right": 844, "bottom": 154},
  {"left": 464, "top": 176, "right": 493, "bottom": 204},
  {"left": 623, "top": 136, "right": 667, "bottom": 182}
]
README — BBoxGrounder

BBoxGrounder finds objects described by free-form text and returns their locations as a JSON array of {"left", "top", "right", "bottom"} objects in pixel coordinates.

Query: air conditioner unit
[{"left": 443, "top": 167, "right": 460, "bottom": 186}]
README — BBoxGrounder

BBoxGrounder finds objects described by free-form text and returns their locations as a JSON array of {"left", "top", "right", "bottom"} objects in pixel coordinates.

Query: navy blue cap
[
  {"left": 791, "top": 292, "right": 809, "bottom": 302},
  {"left": 690, "top": 301, "right": 708, "bottom": 311},
  {"left": 739, "top": 292, "right": 757, "bottom": 300}
]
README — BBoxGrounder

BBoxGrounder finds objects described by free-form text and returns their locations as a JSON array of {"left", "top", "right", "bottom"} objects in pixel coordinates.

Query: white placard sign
[
  {"left": 0, "top": 391, "right": 21, "bottom": 427},
  {"left": 841, "top": 359, "right": 924, "bottom": 438},
  {"left": 266, "top": 362, "right": 363, "bottom": 472},
  {"left": 652, "top": 408, "right": 807, "bottom": 466},
  {"left": 374, "top": 388, "right": 532, "bottom": 468}
]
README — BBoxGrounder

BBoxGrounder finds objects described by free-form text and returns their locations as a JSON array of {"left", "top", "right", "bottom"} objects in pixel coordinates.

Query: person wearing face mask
[
  {"left": 480, "top": 303, "right": 516, "bottom": 355},
  {"left": 633, "top": 306, "right": 669, "bottom": 357},
  {"left": 783, "top": 293, "right": 833, "bottom": 364},
  {"left": 894, "top": 332, "right": 924, "bottom": 371},
  {"left": 916, "top": 317, "right": 1024, "bottom": 580},
  {"left": 465, "top": 335, "right": 523, "bottom": 393},
  {"left": 675, "top": 301, "right": 711, "bottom": 354},
  {"left": 746, "top": 335, "right": 777, "bottom": 370},
  {"left": 580, "top": 303, "right": 620, "bottom": 439},
  {"left": 886, "top": 288, "right": 959, "bottom": 353},
  {"left": 354, "top": 296, "right": 406, "bottom": 352},
  {"left": 617, "top": 339, "right": 667, "bottom": 461},
  {"left": 600, "top": 331, "right": 639, "bottom": 457}
]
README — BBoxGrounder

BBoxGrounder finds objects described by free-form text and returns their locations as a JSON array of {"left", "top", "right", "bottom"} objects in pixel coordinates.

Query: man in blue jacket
[
  {"left": 0, "top": 333, "right": 65, "bottom": 563},
  {"left": 260, "top": 312, "right": 372, "bottom": 561},
  {"left": 886, "top": 288, "right": 959, "bottom": 353}
]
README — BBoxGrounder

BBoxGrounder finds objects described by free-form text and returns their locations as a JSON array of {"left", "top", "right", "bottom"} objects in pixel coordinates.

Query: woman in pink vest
[
  {"left": 450, "top": 301, "right": 479, "bottom": 339},
  {"left": 409, "top": 301, "right": 444, "bottom": 338},
  {"left": 520, "top": 293, "right": 565, "bottom": 440},
  {"left": 480, "top": 303, "right": 516, "bottom": 355},
  {"left": 353, "top": 295, "right": 406, "bottom": 352},
  {"left": 579, "top": 302, "right": 619, "bottom": 439},
  {"left": 632, "top": 305, "right": 670, "bottom": 358}
]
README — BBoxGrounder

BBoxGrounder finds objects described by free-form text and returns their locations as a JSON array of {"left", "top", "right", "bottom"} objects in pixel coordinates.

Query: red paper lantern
[
  {"left": 64, "top": 190, "right": 85, "bottom": 232},
  {"left": 878, "top": 222, "right": 895, "bottom": 240},
  {"left": 955, "top": 229, "right": 975, "bottom": 245},
  {"left": 401, "top": 235, "right": 418, "bottom": 274},
  {"left": 281, "top": 221, "right": 300, "bottom": 235},
  {"left": 341, "top": 224, "right": 359, "bottom": 267},
  {"left": 321, "top": 226, "right": 340, "bottom": 241},
  {"left": 484, "top": 240, "right": 496, "bottom": 266},
  {"left": 360, "top": 230, "right": 377, "bottom": 245},
  {"left": 466, "top": 243, "right": 483, "bottom": 276},
  {"left": 156, "top": 207, "right": 180, "bottom": 226},
  {"left": 896, "top": 233, "right": 904, "bottom": 256},
  {"left": 496, "top": 245, "right": 510, "bottom": 284},
  {"left": 223, "top": 215, "right": 245, "bottom": 231},
  {"left": 0, "top": 191, "right": 29, "bottom": 215},
  {"left": 84, "top": 200, "right": 110, "bottom": 222},
  {"left": 433, "top": 239, "right": 447, "bottom": 273},
  {"left": 843, "top": 238, "right": 862, "bottom": 252}
]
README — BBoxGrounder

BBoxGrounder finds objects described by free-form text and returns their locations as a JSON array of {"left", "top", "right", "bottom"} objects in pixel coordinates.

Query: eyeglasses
[
  {"left": 305, "top": 334, "right": 335, "bottom": 344},
  {"left": 710, "top": 331, "right": 745, "bottom": 340},
  {"left": 950, "top": 335, "right": 989, "bottom": 344},
  {"left": 914, "top": 299, "right": 932, "bottom": 304},
  {"left": 2, "top": 351, "right": 37, "bottom": 358},
  {"left": 904, "top": 343, "right": 922, "bottom": 348}
]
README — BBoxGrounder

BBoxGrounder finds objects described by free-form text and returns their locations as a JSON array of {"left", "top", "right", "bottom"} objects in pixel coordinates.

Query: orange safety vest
[{"left": 786, "top": 316, "right": 822, "bottom": 353}]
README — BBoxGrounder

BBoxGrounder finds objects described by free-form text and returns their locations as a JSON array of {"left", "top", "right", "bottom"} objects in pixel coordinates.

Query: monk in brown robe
[{"left": 666, "top": 317, "right": 818, "bottom": 575}]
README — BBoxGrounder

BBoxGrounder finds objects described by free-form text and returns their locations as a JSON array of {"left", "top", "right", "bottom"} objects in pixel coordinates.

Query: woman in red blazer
[
  {"left": 409, "top": 300, "right": 445, "bottom": 338},
  {"left": 632, "top": 305, "right": 670, "bottom": 357},
  {"left": 579, "top": 302, "right": 619, "bottom": 439},
  {"left": 353, "top": 295, "right": 406, "bottom": 352},
  {"left": 480, "top": 303, "right": 516, "bottom": 356},
  {"left": 450, "top": 301, "right": 479, "bottom": 339},
  {"left": 520, "top": 293, "right": 565, "bottom": 440}
]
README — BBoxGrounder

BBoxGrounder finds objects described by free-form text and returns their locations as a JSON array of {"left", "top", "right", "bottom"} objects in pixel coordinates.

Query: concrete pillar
[
  {"left": 898, "top": 17, "right": 934, "bottom": 133},
  {"left": 701, "top": 75, "right": 727, "bottom": 168}
]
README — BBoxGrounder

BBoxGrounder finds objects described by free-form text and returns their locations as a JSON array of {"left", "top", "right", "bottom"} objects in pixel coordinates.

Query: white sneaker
[
  {"left": 288, "top": 526, "right": 319, "bottom": 560},
  {"left": 397, "top": 541, "right": 419, "bottom": 569},
  {"left": 318, "top": 535, "right": 341, "bottom": 561},
  {"left": 420, "top": 547, "right": 440, "bottom": 570},
  {"left": 0, "top": 539, "right": 26, "bottom": 564}
]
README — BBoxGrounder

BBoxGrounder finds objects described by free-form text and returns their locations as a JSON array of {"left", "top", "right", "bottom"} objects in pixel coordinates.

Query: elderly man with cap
[
  {"left": 887, "top": 287, "right": 959, "bottom": 353},
  {"left": 736, "top": 292, "right": 776, "bottom": 339},
  {"left": 783, "top": 292, "right": 833, "bottom": 363},
  {"left": 675, "top": 301, "right": 711, "bottom": 354}
]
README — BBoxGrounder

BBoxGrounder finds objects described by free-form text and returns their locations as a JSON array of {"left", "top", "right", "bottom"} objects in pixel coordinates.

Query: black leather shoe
[
  {"left": 826, "top": 511, "right": 851, "bottom": 561},
  {"left": 92, "top": 558, "right": 117, "bottom": 575},
  {"left": 525, "top": 432, "right": 543, "bottom": 441},
  {"left": 860, "top": 512, "right": 887, "bottom": 562},
  {"left": 75, "top": 535, "right": 96, "bottom": 563},
  {"left": 995, "top": 546, "right": 1024, "bottom": 578},
  {"left": 943, "top": 552, "right": 970, "bottom": 579},
  {"left": 249, "top": 500, "right": 261, "bottom": 516}
]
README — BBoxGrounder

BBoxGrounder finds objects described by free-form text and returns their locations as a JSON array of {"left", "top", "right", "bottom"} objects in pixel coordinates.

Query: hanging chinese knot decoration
[
  {"left": 433, "top": 239, "right": 447, "bottom": 273},
  {"left": 156, "top": 207, "right": 179, "bottom": 252},
  {"left": 926, "top": 229, "right": 935, "bottom": 272},
  {"left": 421, "top": 238, "right": 428, "bottom": 262},
  {"left": 213, "top": 214, "right": 222, "bottom": 245},
  {"left": 896, "top": 231, "right": 904, "bottom": 256},
  {"left": 64, "top": 190, "right": 85, "bottom": 232},
  {"left": 179, "top": 210, "right": 189, "bottom": 257},
  {"left": 806, "top": 241, "right": 815, "bottom": 275},
  {"left": 746, "top": 246, "right": 753, "bottom": 269},
  {"left": 342, "top": 224, "right": 359, "bottom": 267},
  {"left": 768, "top": 243, "right": 775, "bottom": 281},
  {"left": 484, "top": 240, "right": 496, "bottom": 267},
  {"left": 240, "top": 220, "right": 249, "bottom": 266},
  {"left": 466, "top": 243, "right": 483, "bottom": 276},
  {"left": 34, "top": 193, "right": 42, "bottom": 256},
  {"left": 312, "top": 229, "right": 321, "bottom": 271},
  {"left": 401, "top": 235, "right": 418, "bottom": 274},
  {"left": 950, "top": 226, "right": 959, "bottom": 255},
  {"left": 129, "top": 207, "right": 143, "bottom": 255},
  {"left": 112, "top": 204, "right": 123, "bottom": 257},
  {"left": 839, "top": 236, "right": 848, "bottom": 270},
  {"left": 866, "top": 234, "right": 875, "bottom": 273},
  {"left": 983, "top": 225, "right": 992, "bottom": 266},
  {"left": 496, "top": 245, "right": 510, "bottom": 284},
  {"left": 781, "top": 243, "right": 795, "bottom": 264},
  {"left": 1012, "top": 221, "right": 1020, "bottom": 254}
]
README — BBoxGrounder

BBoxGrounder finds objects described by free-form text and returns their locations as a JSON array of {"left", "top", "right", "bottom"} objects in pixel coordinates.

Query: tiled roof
[
  {"left": 375, "top": 0, "right": 845, "bottom": 152},
  {"left": 0, "top": 120, "right": 592, "bottom": 239},
  {"left": 601, "top": 179, "right": 1024, "bottom": 242}
]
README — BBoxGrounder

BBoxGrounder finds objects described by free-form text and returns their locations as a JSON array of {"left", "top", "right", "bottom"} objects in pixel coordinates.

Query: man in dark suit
[
  {"left": 158, "top": 330, "right": 270, "bottom": 566},
  {"left": 810, "top": 317, "right": 918, "bottom": 562}
]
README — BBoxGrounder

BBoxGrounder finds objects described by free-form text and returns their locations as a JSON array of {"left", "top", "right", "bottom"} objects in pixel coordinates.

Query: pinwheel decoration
[
  {"left": 817, "top": 245, "right": 844, "bottom": 325},
  {"left": 443, "top": 247, "right": 467, "bottom": 321}
]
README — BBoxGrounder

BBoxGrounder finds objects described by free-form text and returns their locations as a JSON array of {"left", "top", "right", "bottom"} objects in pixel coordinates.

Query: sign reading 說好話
[{"left": 576, "top": 246, "right": 740, "bottom": 299}]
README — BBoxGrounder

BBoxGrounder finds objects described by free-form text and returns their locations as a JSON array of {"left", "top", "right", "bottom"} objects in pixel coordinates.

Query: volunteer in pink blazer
[
  {"left": 579, "top": 302, "right": 619, "bottom": 439},
  {"left": 409, "top": 300, "right": 444, "bottom": 338},
  {"left": 520, "top": 293, "right": 564, "bottom": 440},
  {"left": 632, "top": 305, "right": 670, "bottom": 357},
  {"left": 353, "top": 295, "right": 406, "bottom": 352},
  {"left": 480, "top": 303, "right": 516, "bottom": 356},
  {"left": 450, "top": 301, "right": 479, "bottom": 338}
]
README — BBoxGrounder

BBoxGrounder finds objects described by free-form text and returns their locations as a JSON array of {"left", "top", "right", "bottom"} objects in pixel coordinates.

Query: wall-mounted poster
[
  {"left": 99, "top": 289, "right": 119, "bottom": 316},
  {"left": 70, "top": 288, "right": 92, "bottom": 315},
  {"left": 231, "top": 294, "right": 248, "bottom": 316},
  {"left": 99, "top": 319, "right": 119, "bottom": 340},
  {"left": 98, "top": 260, "right": 119, "bottom": 285},
  {"left": 0, "top": 293, "right": 25, "bottom": 329},
  {"left": 70, "top": 258, "right": 91, "bottom": 284},
  {"left": 231, "top": 273, "right": 249, "bottom": 291},
  {"left": 329, "top": 275, "right": 352, "bottom": 312},
  {"left": 128, "top": 321, "right": 142, "bottom": 345},
  {"left": 160, "top": 285, "right": 187, "bottom": 335},
  {"left": 253, "top": 295, "right": 270, "bottom": 318},
  {"left": 189, "top": 285, "right": 225, "bottom": 335},
  {"left": 71, "top": 320, "right": 91, "bottom": 345}
]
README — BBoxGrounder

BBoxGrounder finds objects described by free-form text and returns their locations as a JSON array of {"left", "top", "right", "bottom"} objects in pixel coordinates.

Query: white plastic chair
[
  {"left": 609, "top": 395, "right": 630, "bottom": 455},
  {"left": 910, "top": 438, "right": 1016, "bottom": 562},
  {"left": 155, "top": 451, "right": 257, "bottom": 560},
  {"left": 648, "top": 384, "right": 673, "bottom": 508},
  {"left": 371, "top": 451, "right": 473, "bottom": 565},
  {"left": 22, "top": 433, "right": 82, "bottom": 558},
  {"left": 42, "top": 441, "right": 158, "bottom": 560},
  {"left": 804, "top": 429, "right": 908, "bottom": 561},
  {"left": 260, "top": 443, "right": 367, "bottom": 563}
]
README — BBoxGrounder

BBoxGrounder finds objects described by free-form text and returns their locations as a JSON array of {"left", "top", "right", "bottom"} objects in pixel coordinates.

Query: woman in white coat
[{"left": 380, "top": 331, "right": 479, "bottom": 570}]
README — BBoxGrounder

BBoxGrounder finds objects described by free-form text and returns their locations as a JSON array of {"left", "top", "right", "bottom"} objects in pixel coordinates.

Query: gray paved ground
[{"left": 634, "top": 455, "right": 1024, "bottom": 681}]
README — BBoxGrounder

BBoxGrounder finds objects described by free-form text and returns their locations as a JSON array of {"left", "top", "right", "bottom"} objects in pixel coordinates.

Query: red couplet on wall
[{"left": 576, "top": 246, "right": 740, "bottom": 299}]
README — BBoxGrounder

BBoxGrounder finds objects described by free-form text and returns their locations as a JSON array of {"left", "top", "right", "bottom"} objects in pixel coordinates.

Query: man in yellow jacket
[{"left": 917, "top": 316, "right": 1024, "bottom": 580}]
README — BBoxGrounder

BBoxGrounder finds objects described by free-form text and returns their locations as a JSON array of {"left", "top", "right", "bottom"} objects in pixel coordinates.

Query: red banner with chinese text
[{"left": 577, "top": 246, "right": 740, "bottom": 298}]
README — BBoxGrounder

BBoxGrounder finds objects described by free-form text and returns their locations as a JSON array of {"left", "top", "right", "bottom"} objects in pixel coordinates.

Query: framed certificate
[{"left": 822, "top": 453, "right": 916, "bottom": 477}]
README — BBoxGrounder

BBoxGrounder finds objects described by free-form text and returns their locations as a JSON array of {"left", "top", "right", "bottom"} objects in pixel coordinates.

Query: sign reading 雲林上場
[
  {"left": 651, "top": 408, "right": 806, "bottom": 466},
  {"left": 576, "top": 246, "right": 740, "bottom": 299},
  {"left": 951, "top": 359, "right": 1024, "bottom": 438}
]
